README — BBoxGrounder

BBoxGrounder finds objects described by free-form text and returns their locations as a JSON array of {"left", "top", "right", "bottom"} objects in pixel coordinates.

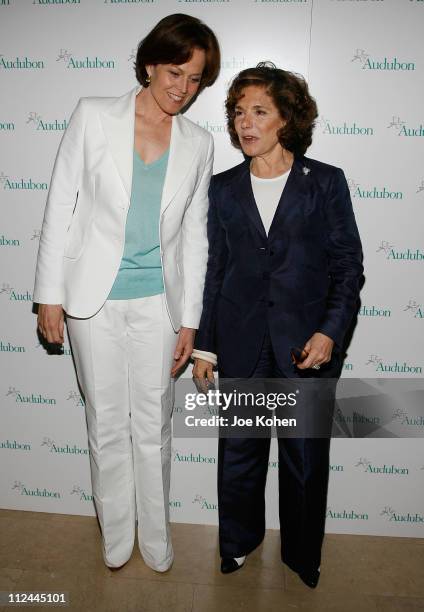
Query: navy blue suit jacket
[{"left": 195, "top": 156, "right": 364, "bottom": 378}]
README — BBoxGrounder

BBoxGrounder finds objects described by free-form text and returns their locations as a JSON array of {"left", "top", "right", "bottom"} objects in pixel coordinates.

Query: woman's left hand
[
  {"left": 171, "top": 327, "right": 196, "bottom": 377},
  {"left": 296, "top": 332, "right": 334, "bottom": 370}
]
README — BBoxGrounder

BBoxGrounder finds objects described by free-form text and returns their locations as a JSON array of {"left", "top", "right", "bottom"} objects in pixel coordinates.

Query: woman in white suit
[{"left": 34, "top": 14, "right": 220, "bottom": 572}]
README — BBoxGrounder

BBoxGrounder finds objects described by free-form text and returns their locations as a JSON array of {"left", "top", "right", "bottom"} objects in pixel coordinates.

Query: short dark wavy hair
[
  {"left": 225, "top": 62, "right": 318, "bottom": 156},
  {"left": 135, "top": 13, "right": 220, "bottom": 92}
]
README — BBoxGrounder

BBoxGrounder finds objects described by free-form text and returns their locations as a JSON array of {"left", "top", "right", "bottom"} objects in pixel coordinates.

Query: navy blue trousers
[{"left": 218, "top": 330, "right": 331, "bottom": 573}]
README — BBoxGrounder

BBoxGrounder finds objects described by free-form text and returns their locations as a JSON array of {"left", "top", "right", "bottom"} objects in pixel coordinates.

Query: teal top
[{"left": 108, "top": 148, "right": 169, "bottom": 300}]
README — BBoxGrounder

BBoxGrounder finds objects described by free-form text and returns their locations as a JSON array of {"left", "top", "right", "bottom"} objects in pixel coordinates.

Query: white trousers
[{"left": 66, "top": 294, "right": 178, "bottom": 571}]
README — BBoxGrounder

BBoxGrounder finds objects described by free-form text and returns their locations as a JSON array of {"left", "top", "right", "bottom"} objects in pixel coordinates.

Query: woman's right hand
[
  {"left": 192, "top": 358, "right": 215, "bottom": 393},
  {"left": 37, "top": 304, "right": 65, "bottom": 344}
]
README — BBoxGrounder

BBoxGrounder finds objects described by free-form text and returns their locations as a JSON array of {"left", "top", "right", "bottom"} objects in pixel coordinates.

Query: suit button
[{"left": 268, "top": 301, "right": 274, "bottom": 307}]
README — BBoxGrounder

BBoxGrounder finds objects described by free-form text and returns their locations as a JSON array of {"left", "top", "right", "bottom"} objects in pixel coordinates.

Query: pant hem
[{"left": 141, "top": 549, "right": 174, "bottom": 573}]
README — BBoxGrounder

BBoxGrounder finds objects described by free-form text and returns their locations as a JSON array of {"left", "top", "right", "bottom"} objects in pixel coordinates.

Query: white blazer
[{"left": 33, "top": 86, "right": 214, "bottom": 331}]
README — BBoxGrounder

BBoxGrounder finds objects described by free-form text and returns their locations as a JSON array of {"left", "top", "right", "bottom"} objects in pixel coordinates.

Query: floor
[{"left": 0, "top": 510, "right": 423, "bottom": 611}]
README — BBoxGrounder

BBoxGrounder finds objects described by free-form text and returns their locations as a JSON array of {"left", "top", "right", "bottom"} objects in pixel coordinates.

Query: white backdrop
[{"left": 1, "top": 0, "right": 423, "bottom": 537}]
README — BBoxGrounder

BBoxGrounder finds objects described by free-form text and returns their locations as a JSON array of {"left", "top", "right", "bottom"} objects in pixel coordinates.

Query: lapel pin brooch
[{"left": 302, "top": 166, "right": 311, "bottom": 176}]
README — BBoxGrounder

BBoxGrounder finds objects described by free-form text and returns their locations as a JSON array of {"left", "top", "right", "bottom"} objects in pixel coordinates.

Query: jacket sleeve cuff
[
  {"left": 33, "top": 285, "right": 64, "bottom": 305},
  {"left": 191, "top": 349, "right": 217, "bottom": 366},
  {"left": 315, "top": 322, "right": 344, "bottom": 350}
]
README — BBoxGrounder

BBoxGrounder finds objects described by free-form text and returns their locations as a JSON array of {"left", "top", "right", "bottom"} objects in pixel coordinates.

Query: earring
[{"left": 146, "top": 75, "right": 151, "bottom": 84}]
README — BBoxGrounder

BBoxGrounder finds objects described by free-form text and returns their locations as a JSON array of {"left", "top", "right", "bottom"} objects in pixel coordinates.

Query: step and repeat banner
[{"left": 1, "top": 0, "right": 423, "bottom": 537}]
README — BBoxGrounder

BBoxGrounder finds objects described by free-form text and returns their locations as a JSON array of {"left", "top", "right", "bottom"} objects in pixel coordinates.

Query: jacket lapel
[
  {"left": 100, "top": 87, "right": 201, "bottom": 211},
  {"left": 231, "top": 161, "right": 267, "bottom": 239},
  {"left": 99, "top": 86, "right": 139, "bottom": 199},
  {"left": 160, "top": 113, "right": 200, "bottom": 216},
  {"left": 268, "top": 156, "right": 310, "bottom": 237}
]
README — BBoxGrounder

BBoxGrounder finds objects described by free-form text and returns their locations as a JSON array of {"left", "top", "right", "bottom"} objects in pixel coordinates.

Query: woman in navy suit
[{"left": 192, "top": 63, "right": 363, "bottom": 588}]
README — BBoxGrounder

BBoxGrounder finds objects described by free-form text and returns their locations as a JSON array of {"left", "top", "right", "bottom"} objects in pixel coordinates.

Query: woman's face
[
  {"left": 146, "top": 47, "right": 206, "bottom": 115},
  {"left": 234, "top": 85, "right": 285, "bottom": 158}
]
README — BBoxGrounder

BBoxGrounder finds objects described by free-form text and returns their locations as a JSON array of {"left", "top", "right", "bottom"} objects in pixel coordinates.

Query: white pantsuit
[
  {"left": 34, "top": 86, "right": 213, "bottom": 570},
  {"left": 67, "top": 294, "right": 177, "bottom": 570}
]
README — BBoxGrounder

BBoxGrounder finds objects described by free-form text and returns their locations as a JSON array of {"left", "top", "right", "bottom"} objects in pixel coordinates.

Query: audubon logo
[
  {"left": 192, "top": 494, "right": 217, "bottom": 511},
  {"left": 172, "top": 448, "right": 216, "bottom": 464},
  {"left": 0, "top": 53, "right": 45, "bottom": 69},
  {"left": 377, "top": 241, "right": 424, "bottom": 261},
  {"left": 253, "top": 0, "right": 308, "bottom": 3},
  {"left": 0, "top": 283, "right": 33, "bottom": 301},
  {"left": 41, "top": 437, "right": 89, "bottom": 455},
  {"left": 27, "top": 111, "right": 68, "bottom": 132},
  {"left": 358, "top": 304, "right": 391, "bottom": 317},
  {"left": 2, "top": 283, "right": 13, "bottom": 297},
  {"left": 355, "top": 457, "right": 408, "bottom": 475},
  {"left": 169, "top": 499, "right": 182, "bottom": 508},
  {"left": 334, "top": 407, "right": 380, "bottom": 425},
  {"left": 0, "top": 171, "right": 48, "bottom": 191},
  {"left": 0, "top": 439, "right": 31, "bottom": 451},
  {"left": 0, "top": 120, "right": 14, "bottom": 130},
  {"left": 6, "top": 386, "right": 57, "bottom": 405},
  {"left": 56, "top": 48, "right": 115, "bottom": 69},
  {"left": 33, "top": 0, "right": 80, "bottom": 4},
  {"left": 179, "top": 0, "right": 229, "bottom": 2},
  {"left": 221, "top": 56, "right": 247, "bottom": 71},
  {"left": 381, "top": 506, "right": 424, "bottom": 524},
  {"left": 317, "top": 116, "right": 373, "bottom": 136},
  {"left": 0, "top": 235, "right": 20, "bottom": 247},
  {"left": 404, "top": 300, "right": 423, "bottom": 318},
  {"left": 196, "top": 120, "right": 227, "bottom": 134},
  {"left": 12, "top": 480, "right": 60, "bottom": 498},
  {"left": 348, "top": 178, "right": 402, "bottom": 200},
  {"left": 366, "top": 354, "right": 422, "bottom": 374},
  {"left": 104, "top": 0, "right": 155, "bottom": 4},
  {"left": 0, "top": 340, "right": 25, "bottom": 353},
  {"left": 392, "top": 408, "right": 424, "bottom": 428},
  {"left": 66, "top": 390, "right": 85, "bottom": 407},
  {"left": 70, "top": 485, "right": 93, "bottom": 502},
  {"left": 387, "top": 116, "right": 424, "bottom": 137},
  {"left": 351, "top": 49, "right": 415, "bottom": 71},
  {"left": 326, "top": 506, "right": 368, "bottom": 520}
]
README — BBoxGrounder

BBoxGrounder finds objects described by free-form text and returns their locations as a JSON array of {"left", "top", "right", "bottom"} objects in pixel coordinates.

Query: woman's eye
[{"left": 170, "top": 71, "right": 179, "bottom": 77}]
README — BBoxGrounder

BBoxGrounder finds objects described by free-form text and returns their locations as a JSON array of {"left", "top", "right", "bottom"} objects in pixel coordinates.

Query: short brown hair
[
  {"left": 135, "top": 13, "right": 220, "bottom": 92},
  {"left": 225, "top": 63, "right": 318, "bottom": 156}
]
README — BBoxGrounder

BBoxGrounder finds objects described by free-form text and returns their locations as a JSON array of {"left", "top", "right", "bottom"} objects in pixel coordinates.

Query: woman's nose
[
  {"left": 179, "top": 77, "right": 189, "bottom": 93},
  {"left": 241, "top": 115, "right": 252, "bottom": 129}
]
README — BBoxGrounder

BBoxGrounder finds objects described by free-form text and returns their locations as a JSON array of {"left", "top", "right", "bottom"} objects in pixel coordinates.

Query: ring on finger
[{"left": 312, "top": 364, "right": 321, "bottom": 370}]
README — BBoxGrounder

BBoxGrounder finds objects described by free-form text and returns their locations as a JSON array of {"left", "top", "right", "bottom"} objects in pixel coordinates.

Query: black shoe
[
  {"left": 220, "top": 557, "right": 245, "bottom": 574},
  {"left": 298, "top": 568, "right": 320, "bottom": 589}
]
